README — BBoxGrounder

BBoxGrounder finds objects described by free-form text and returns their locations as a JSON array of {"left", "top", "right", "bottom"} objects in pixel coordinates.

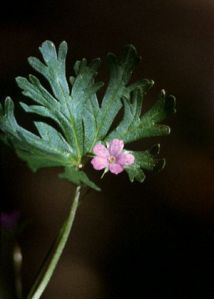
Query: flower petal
[
  {"left": 91, "top": 157, "right": 108, "bottom": 170},
  {"left": 93, "top": 144, "right": 109, "bottom": 157},
  {"left": 117, "top": 151, "right": 135, "bottom": 166},
  {"left": 109, "top": 139, "right": 124, "bottom": 157},
  {"left": 109, "top": 163, "right": 124, "bottom": 174}
]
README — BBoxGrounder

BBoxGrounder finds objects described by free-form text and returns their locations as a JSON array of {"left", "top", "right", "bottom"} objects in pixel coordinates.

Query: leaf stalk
[{"left": 27, "top": 185, "right": 81, "bottom": 299}]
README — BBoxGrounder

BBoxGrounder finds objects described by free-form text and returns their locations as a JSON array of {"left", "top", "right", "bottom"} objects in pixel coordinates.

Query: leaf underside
[{"left": 0, "top": 40, "right": 176, "bottom": 190}]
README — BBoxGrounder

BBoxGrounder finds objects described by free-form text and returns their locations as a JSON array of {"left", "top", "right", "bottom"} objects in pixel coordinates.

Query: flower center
[{"left": 108, "top": 155, "right": 116, "bottom": 164}]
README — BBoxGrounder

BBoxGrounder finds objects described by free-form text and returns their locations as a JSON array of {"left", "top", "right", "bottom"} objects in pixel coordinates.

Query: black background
[{"left": 0, "top": 0, "right": 214, "bottom": 298}]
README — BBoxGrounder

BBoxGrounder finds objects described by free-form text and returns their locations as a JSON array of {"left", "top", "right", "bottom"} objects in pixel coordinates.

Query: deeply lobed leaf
[
  {"left": 106, "top": 89, "right": 176, "bottom": 144},
  {"left": 59, "top": 167, "right": 101, "bottom": 191},
  {"left": 126, "top": 144, "right": 166, "bottom": 183},
  {"left": 0, "top": 97, "right": 75, "bottom": 172},
  {"left": 0, "top": 41, "right": 176, "bottom": 190}
]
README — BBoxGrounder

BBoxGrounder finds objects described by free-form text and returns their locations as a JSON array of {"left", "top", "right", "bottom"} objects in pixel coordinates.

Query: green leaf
[
  {"left": 34, "top": 122, "right": 74, "bottom": 154},
  {"left": 16, "top": 41, "right": 104, "bottom": 160},
  {"left": 0, "top": 40, "right": 176, "bottom": 188},
  {"left": 105, "top": 80, "right": 153, "bottom": 142},
  {"left": 87, "top": 44, "right": 141, "bottom": 150},
  {"left": 70, "top": 58, "right": 104, "bottom": 154},
  {"left": 0, "top": 97, "right": 76, "bottom": 172},
  {"left": 126, "top": 144, "right": 166, "bottom": 182},
  {"left": 107, "top": 89, "right": 176, "bottom": 144},
  {"left": 30, "top": 41, "right": 70, "bottom": 103},
  {"left": 59, "top": 167, "right": 101, "bottom": 191}
]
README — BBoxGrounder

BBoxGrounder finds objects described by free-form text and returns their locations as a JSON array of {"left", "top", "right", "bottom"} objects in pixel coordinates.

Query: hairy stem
[{"left": 27, "top": 185, "right": 81, "bottom": 299}]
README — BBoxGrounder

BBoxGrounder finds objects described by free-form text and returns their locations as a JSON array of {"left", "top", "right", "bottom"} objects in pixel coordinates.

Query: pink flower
[{"left": 91, "top": 139, "right": 135, "bottom": 175}]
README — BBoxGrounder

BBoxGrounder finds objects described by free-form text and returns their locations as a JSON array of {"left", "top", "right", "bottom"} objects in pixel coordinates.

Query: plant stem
[{"left": 27, "top": 185, "right": 81, "bottom": 299}]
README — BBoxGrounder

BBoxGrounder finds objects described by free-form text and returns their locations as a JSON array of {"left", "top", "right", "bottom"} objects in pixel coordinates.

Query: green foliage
[
  {"left": 106, "top": 89, "right": 176, "bottom": 143},
  {"left": 59, "top": 167, "right": 101, "bottom": 191},
  {"left": 126, "top": 144, "right": 166, "bottom": 183},
  {"left": 0, "top": 97, "right": 75, "bottom": 172},
  {"left": 0, "top": 40, "right": 176, "bottom": 190}
]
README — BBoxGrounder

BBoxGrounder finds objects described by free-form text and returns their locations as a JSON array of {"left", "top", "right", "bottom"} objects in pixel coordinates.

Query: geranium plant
[{"left": 0, "top": 41, "right": 176, "bottom": 298}]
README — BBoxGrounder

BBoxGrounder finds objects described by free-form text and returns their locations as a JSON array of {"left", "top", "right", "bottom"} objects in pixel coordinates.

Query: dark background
[{"left": 0, "top": 0, "right": 214, "bottom": 298}]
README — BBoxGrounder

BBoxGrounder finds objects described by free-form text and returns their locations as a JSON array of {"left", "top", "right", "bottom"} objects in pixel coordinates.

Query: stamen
[{"left": 108, "top": 155, "right": 116, "bottom": 164}]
